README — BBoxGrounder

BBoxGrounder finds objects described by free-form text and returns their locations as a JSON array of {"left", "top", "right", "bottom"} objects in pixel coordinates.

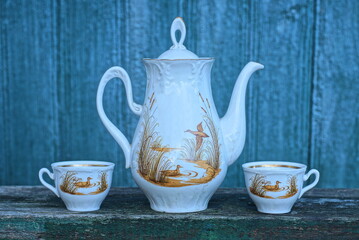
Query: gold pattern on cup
[
  {"left": 58, "top": 164, "right": 109, "bottom": 167},
  {"left": 60, "top": 171, "right": 108, "bottom": 195},
  {"left": 248, "top": 164, "right": 301, "bottom": 169},
  {"left": 249, "top": 174, "right": 298, "bottom": 199}
]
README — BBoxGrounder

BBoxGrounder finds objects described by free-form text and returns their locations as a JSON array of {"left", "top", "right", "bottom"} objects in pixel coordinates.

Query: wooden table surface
[{"left": 0, "top": 187, "right": 358, "bottom": 239}]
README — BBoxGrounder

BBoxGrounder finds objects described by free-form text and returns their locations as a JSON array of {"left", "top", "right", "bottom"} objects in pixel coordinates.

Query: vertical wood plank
[
  {"left": 55, "top": 0, "right": 135, "bottom": 186},
  {"left": 311, "top": 0, "right": 359, "bottom": 187},
  {"left": 0, "top": 0, "right": 58, "bottom": 184},
  {"left": 245, "top": 0, "right": 314, "bottom": 165},
  {"left": 0, "top": 0, "right": 7, "bottom": 184}
]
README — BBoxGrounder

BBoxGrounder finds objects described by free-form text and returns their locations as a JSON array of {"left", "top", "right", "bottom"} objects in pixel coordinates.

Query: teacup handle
[
  {"left": 39, "top": 168, "right": 60, "bottom": 197},
  {"left": 299, "top": 169, "right": 320, "bottom": 198}
]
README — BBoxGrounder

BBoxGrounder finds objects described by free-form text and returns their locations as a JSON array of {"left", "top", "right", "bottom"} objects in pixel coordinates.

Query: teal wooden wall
[{"left": 1, "top": 0, "right": 358, "bottom": 188}]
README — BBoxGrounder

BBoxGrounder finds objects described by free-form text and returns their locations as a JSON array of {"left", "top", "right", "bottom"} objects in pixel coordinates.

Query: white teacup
[
  {"left": 242, "top": 161, "right": 319, "bottom": 214},
  {"left": 39, "top": 161, "right": 115, "bottom": 211}
]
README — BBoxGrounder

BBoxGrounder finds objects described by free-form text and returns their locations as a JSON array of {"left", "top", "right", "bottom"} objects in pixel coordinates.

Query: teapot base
[
  {"left": 132, "top": 154, "right": 228, "bottom": 213},
  {"left": 150, "top": 202, "right": 208, "bottom": 213},
  {"left": 143, "top": 185, "right": 213, "bottom": 213},
  {"left": 134, "top": 176, "right": 227, "bottom": 213}
]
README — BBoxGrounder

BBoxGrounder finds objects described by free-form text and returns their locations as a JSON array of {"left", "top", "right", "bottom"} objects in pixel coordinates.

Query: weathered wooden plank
[
  {"left": 2, "top": 216, "right": 358, "bottom": 240},
  {"left": 0, "top": 0, "right": 59, "bottom": 184},
  {"left": 310, "top": 0, "right": 359, "bottom": 187},
  {"left": 0, "top": 187, "right": 358, "bottom": 239},
  {"left": 0, "top": 0, "right": 7, "bottom": 184}
]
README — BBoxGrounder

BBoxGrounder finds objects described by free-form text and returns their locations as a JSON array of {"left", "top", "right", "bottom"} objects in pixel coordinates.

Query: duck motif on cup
[
  {"left": 60, "top": 171, "right": 108, "bottom": 195},
  {"left": 249, "top": 174, "right": 298, "bottom": 199}
]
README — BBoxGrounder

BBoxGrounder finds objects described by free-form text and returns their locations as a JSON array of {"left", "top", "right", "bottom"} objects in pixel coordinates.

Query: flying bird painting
[{"left": 185, "top": 122, "right": 209, "bottom": 151}]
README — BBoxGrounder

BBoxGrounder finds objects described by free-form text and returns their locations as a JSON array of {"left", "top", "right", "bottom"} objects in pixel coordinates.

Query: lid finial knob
[
  {"left": 170, "top": 17, "right": 186, "bottom": 50},
  {"left": 157, "top": 17, "right": 198, "bottom": 59}
]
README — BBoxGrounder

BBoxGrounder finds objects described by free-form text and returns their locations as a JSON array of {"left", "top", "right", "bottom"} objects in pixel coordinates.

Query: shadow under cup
[
  {"left": 39, "top": 161, "right": 115, "bottom": 212},
  {"left": 242, "top": 161, "right": 320, "bottom": 214}
]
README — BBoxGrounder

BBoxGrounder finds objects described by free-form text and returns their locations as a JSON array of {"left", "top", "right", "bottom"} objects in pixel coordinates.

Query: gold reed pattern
[{"left": 249, "top": 174, "right": 298, "bottom": 199}]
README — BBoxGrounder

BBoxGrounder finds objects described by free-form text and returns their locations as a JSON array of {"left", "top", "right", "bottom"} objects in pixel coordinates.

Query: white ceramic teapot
[{"left": 96, "top": 17, "right": 263, "bottom": 213}]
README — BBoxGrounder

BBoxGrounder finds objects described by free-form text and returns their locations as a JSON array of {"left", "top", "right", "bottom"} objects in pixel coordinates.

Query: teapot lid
[{"left": 158, "top": 17, "right": 199, "bottom": 59}]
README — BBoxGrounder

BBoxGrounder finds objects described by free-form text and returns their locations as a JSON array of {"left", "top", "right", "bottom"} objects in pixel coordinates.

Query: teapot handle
[{"left": 96, "top": 66, "right": 142, "bottom": 168}]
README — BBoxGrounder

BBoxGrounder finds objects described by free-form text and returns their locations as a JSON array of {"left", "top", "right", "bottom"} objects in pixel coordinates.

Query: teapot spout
[{"left": 220, "top": 62, "right": 264, "bottom": 166}]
